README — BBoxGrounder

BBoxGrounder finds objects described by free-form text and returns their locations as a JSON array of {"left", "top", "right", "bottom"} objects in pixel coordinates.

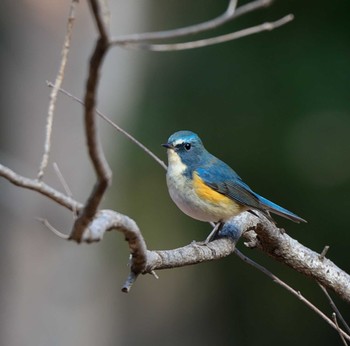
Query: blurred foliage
[{"left": 111, "top": 1, "right": 350, "bottom": 345}]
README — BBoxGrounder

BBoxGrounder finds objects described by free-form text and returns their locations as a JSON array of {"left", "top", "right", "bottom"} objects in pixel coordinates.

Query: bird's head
[{"left": 162, "top": 131, "right": 207, "bottom": 170}]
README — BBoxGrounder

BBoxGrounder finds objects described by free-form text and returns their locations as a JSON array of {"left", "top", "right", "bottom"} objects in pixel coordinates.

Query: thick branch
[
  {"left": 85, "top": 210, "right": 148, "bottom": 275},
  {"left": 242, "top": 214, "right": 350, "bottom": 303},
  {"left": 145, "top": 223, "right": 241, "bottom": 272}
]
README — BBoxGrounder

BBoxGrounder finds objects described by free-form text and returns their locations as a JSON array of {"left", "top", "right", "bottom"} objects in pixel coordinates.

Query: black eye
[{"left": 184, "top": 143, "right": 191, "bottom": 151}]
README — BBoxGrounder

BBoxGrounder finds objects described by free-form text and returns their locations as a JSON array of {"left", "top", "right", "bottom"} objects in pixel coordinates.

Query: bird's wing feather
[
  {"left": 196, "top": 161, "right": 306, "bottom": 224},
  {"left": 196, "top": 164, "right": 261, "bottom": 209}
]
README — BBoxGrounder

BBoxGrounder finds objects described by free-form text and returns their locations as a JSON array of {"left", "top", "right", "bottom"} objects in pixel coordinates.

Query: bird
[{"left": 162, "top": 130, "right": 306, "bottom": 241}]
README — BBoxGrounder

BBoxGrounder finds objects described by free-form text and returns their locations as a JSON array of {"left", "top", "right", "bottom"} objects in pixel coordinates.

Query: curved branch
[
  {"left": 70, "top": 0, "right": 112, "bottom": 241},
  {"left": 78, "top": 209, "right": 148, "bottom": 279}
]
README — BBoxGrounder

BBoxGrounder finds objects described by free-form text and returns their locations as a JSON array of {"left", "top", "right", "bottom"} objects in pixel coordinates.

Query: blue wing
[{"left": 196, "top": 158, "right": 306, "bottom": 223}]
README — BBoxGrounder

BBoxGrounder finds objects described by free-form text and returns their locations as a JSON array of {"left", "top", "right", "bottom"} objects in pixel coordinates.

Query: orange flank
[{"left": 193, "top": 172, "right": 239, "bottom": 210}]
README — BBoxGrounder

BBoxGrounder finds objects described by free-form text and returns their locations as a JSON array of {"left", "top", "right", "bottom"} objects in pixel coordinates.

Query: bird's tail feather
[{"left": 257, "top": 196, "right": 307, "bottom": 223}]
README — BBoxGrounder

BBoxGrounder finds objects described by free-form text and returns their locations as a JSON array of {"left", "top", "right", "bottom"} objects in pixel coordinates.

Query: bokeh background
[{"left": 1, "top": 1, "right": 350, "bottom": 345}]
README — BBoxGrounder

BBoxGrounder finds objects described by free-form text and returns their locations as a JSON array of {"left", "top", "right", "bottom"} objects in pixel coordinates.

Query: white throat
[{"left": 167, "top": 149, "right": 187, "bottom": 176}]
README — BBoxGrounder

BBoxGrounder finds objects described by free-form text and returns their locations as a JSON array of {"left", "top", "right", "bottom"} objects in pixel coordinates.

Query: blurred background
[{"left": 1, "top": 0, "right": 350, "bottom": 345}]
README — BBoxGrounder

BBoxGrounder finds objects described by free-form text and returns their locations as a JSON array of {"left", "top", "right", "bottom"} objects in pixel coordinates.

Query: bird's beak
[{"left": 162, "top": 143, "right": 173, "bottom": 149}]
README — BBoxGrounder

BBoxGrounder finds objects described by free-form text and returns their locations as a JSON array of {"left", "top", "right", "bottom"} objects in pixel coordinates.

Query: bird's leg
[{"left": 205, "top": 222, "right": 223, "bottom": 243}]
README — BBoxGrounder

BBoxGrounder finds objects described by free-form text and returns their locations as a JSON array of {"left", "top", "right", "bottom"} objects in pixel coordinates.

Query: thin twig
[
  {"left": 332, "top": 313, "right": 349, "bottom": 346},
  {"left": 46, "top": 82, "right": 167, "bottom": 171},
  {"left": 37, "top": 0, "right": 79, "bottom": 180},
  {"left": 53, "top": 162, "right": 78, "bottom": 217},
  {"left": 319, "top": 245, "right": 330, "bottom": 260},
  {"left": 124, "top": 15, "right": 294, "bottom": 52},
  {"left": 53, "top": 162, "right": 73, "bottom": 198},
  {"left": 122, "top": 271, "right": 139, "bottom": 293},
  {"left": 150, "top": 270, "right": 159, "bottom": 280},
  {"left": 234, "top": 248, "right": 350, "bottom": 342},
  {"left": 111, "top": 0, "right": 272, "bottom": 45},
  {"left": 319, "top": 284, "right": 350, "bottom": 334},
  {"left": 36, "top": 217, "right": 69, "bottom": 240}
]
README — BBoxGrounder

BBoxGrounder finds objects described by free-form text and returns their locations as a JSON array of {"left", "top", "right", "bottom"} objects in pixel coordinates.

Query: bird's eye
[{"left": 184, "top": 143, "right": 191, "bottom": 151}]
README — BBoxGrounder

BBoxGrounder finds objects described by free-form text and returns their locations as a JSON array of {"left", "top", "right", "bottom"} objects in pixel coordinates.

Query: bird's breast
[{"left": 166, "top": 159, "right": 244, "bottom": 222}]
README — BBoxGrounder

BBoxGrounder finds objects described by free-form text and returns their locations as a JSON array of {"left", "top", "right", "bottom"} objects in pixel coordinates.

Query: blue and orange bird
[{"left": 162, "top": 131, "right": 306, "bottom": 240}]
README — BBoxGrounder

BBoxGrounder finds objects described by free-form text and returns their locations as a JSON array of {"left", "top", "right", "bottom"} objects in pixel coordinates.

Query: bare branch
[
  {"left": 70, "top": 0, "right": 112, "bottom": 241},
  {"left": 53, "top": 161, "right": 78, "bottom": 218},
  {"left": 319, "top": 245, "right": 330, "bottom": 260},
  {"left": 145, "top": 237, "right": 238, "bottom": 272},
  {"left": 70, "top": 209, "right": 149, "bottom": 291},
  {"left": 0, "top": 163, "right": 149, "bottom": 285},
  {"left": 37, "top": 0, "right": 79, "bottom": 180},
  {"left": 88, "top": 0, "right": 109, "bottom": 40},
  {"left": 36, "top": 217, "right": 69, "bottom": 240},
  {"left": 242, "top": 213, "right": 350, "bottom": 303},
  {"left": 0, "top": 164, "right": 82, "bottom": 212},
  {"left": 319, "top": 284, "right": 350, "bottom": 334},
  {"left": 235, "top": 248, "right": 350, "bottom": 342},
  {"left": 53, "top": 162, "right": 74, "bottom": 199},
  {"left": 111, "top": 0, "right": 272, "bottom": 45},
  {"left": 46, "top": 82, "right": 167, "bottom": 171},
  {"left": 123, "top": 15, "right": 294, "bottom": 52},
  {"left": 332, "top": 313, "right": 349, "bottom": 346}
]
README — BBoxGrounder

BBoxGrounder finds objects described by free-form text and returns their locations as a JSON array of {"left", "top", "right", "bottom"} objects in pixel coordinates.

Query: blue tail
[{"left": 257, "top": 195, "right": 307, "bottom": 223}]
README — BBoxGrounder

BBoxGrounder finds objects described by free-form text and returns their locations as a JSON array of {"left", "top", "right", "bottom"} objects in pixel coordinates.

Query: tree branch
[
  {"left": 242, "top": 213, "right": 350, "bottom": 303},
  {"left": 121, "top": 15, "right": 294, "bottom": 52},
  {"left": 0, "top": 164, "right": 81, "bottom": 212},
  {"left": 111, "top": 0, "right": 272, "bottom": 45},
  {"left": 235, "top": 248, "right": 350, "bottom": 342},
  {"left": 37, "top": 0, "right": 79, "bottom": 180},
  {"left": 70, "top": 0, "right": 112, "bottom": 242},
  {"left": 319, "top": 284, "right": 350, "bottom": 334}
]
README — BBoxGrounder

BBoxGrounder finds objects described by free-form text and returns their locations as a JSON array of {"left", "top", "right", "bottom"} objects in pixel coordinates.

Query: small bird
[{"left": 162, "top": 130, "right": 306, "bottom": 240}]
